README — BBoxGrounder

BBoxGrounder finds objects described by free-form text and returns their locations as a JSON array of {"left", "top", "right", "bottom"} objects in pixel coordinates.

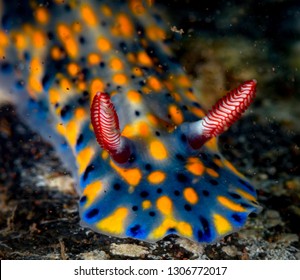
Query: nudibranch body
[{"left": 0, "top": 0, "right": 259, "bottom": 243}]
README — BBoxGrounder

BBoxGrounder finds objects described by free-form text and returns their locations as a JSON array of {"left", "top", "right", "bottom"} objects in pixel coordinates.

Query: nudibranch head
[{"left": 84, "top": 80, "right": 259, "bottom": 242}]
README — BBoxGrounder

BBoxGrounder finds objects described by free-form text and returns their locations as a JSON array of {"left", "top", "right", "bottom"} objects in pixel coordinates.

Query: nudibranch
[{"left": 0, "top": 0, "right": 259, "bottom": 243}]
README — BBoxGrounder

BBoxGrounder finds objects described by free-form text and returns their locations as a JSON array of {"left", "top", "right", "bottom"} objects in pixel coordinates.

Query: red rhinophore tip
[
  {"left": 91, "top": 92, "right": 131, "bottom": 164},
  {"left": 202, "top": 79, "right": 257, "bottom": 138}
]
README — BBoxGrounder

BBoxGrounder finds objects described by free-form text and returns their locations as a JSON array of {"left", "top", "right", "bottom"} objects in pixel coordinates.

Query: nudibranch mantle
[{"left": 0, "top": 0, "right": 260, "bottom": 243}]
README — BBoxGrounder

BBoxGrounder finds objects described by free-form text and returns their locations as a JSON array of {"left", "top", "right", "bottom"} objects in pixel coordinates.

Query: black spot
[
  {"left": 119, "top": 41, "right": 128, "bottom": 53},
  {"left": 54, "top": 103, "right": 59, "bottom": 108},
  {"left": 241, "top": 203, "right": 252, "bottom": 208},
  {"left": 182, "top": 105, "right": 188, "bottom": 111},
  {"left": 113, "top": 183, "right": 121, "bottom": 191},
  {"left": 199, "top": 215, "right": 211, "bottom": 240},
  {"left": 47, "top": 31, "right": 54, "bottom": 40},
  {"left": 180, "top": 134, "right": 187, "bottom": 143},
  {"left": 132, "top": 206, "right": 138, "bottom": 211},
  {"left": 64, "top": 4, "right": 71, "bottom": 11},
  {"left": 129, "top": 224, "right": 141, "bottom": 236},
  {"left": 232, "top": 214, "right": 243, "bottom": 223},
  {"left": 174, "top": 190, "right": 180, "bottom": 196},
  {"left": 176, "top": 173, "right": 188, "bottom": 183},
  {"left": 136, "top": 24, "right": 145, "bottom": 37},
  {"left": 1, "top": 62, "right": 12, "bottom": 73},
  {"left": 155, "top": 131, "right": 160, "bottom": 136},
  {"left": 83, "top": 165, "right": 95, "bottom": 181},
  {"left": 184, "top": 204, "right": 192, "bottom": 211},
  {"left": 135, "top": 110, "right": 140, "bottom": 116},
  {"left": 145, "top": 164, "right": 152, "bottom": 171},
  {"left": 175, "top": 154, "right": 185, "bottom": 162},
  {"left": 209, "top": 179, "right": 219, "bottom": 186},
  {"left": 76, "top": 134, "right": 84, "bottom": 146},
  {"left": 42, "top": 73, "right": 50, "bottom": 89},
  {"left": 139, "top": 80, "right": 146, "bottom": 86},
  {"left": 157, "top": 188, "right": 162, "bottom": 194},
  {"left": 229, "top": 192, "right": 241, "bottom": 199},
  {"left": 238, "top": 179, "right": 254, "bottom": 192},
  {"left": 60, "top": 105, "right": 71, "bottom": 119},
  {"left": 83, "top": 90, "right": 89, "bottom": 96},
  {"left": 214, "top": 154, "right": 221, "bottom": 160},
  {"left": 140, "top": 191, "right": 149, "bottom": 198},
  {"left": 15, "top": 80, "right": 25, "bottom": 89},
  {"left": 131, "top": 75, "right": 136, "bottom": 79},
  {"left": 128, "top": 154, "right": 136, "bottom": 163},
  {"left": 80, "top": 196, "right": 87, "bottom": 204},
  {"left": 165, "top": 93, "right": 172, "bottom": 99},
  {"left": 79, "top": 36, "right": 86, "bottom": 44},
  {"left": 192, "top": 102, "right": 201, "bottom": 108},
  {"left": 23, "top": 51, "right": 30, "bottom": 60},
  {"left": 149, "top": 211, "right": 156, "bottom": 217},
  {"left": 202, "top": 190, "right": 209, "bottom": 197},
  {"left": 167, "top": 228, "right": 177, "bottom": 234},
  {"left": 86, "top": 208, "right": 99, "bottom": 219},
  {"left": 99, "top": 62, "right": 105, "bottom": 68}
]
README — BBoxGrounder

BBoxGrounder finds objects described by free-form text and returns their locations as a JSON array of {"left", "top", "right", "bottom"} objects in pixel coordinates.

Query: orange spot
[
  {"left": 206, "top": 168, "right": 219, "bottom": 178},
  {"left": 121, "top": 124, "right": 135, "bottom": 138},
  {"left": 51, "top": 46, "right": 64, "bottom": 60},
  {"left": 213, "top": 158, "right": 223, "bottom": 167},
  {"left": 60, "top": 78, "right": 72, "bottom": 92},
  {"left": 35, "top": 7, "right": 49, "bottom": 24},
  {"left": 57, "top": 24, "right": 78, "bottom": 58},
  {"left": 190, "top": 107, "right": 205, "bottom": 118},
  {"left": 33, "top": 31, "right": 46, "bottom": 48},
  {"left": 129, "top": 0, "right": 146, "bottom": 15},
  {"left": 183, "top": 187, "right": 199, "bottom": 204},
  {"left": 101, "top": 5, "right": 112, "bottom": 17},
  {"left": 186, "top": 157, "right": 205, "bottom": 176},
  {"left": 148, "top": 171, "right": 166, "bottom": 184},
  {"left": 90, "top": 79, "right": 105, "bottom": 100},
  {"left": 177, "top": 222, "right": 192, "bottom": 237},
  {"left": 56, "top": 123, "right": 66, "bottom": 136},
  {"left": 113, "top": 73, "right": 127, "bottom": 85},
  {"left": 217, "top": 196, "right": 246, "bottom": 212},
  {"left": 49, "top": 89, "right": 60, "bottom": 105},
  {"left": 110, "top": 58, "right": 123, "bottom": 71},
  {"left": 127, "top": 90, "right": 141, "bottom": 103},
  {"left": 224, "top": 160, "right": 243, "bottom": 176},
  {"left": 110, "top": 161, "right": 142, "bottom": 186},
  {"left": 30, "top": 58, "right": 42, "bottom": 75},
  {"left": 112, "top": 14, "right": 134, "bottom": 37},
  {"left": 67, "top": 63, "right": 80, "bottom": 76},
  {"left": 132, "top": 67, "right": 143, "bottom": 76},
  {"left": 97, "top": 37, "right": 111, "bottom": 52},
  {"left": 185, "top": 90, "right": 198, "bottom": 102},
  {"left": 29, "top": 76, "right": 43, "bottom": 93},
  {"left": 82, "top": 181, "right": 102, "bottom": 207},
  {"left": 149, "top": 140, "right": 168, "bottom": 160},
  {"left": 0, "top": 31, "right": 8, "bottom": 47},
  {"left": 13, "top": 33, "right": 27, "bottom": 50},
  {"left": 137, "top": 51, "right": 152, "bottom": 67},
  {"left": 65, "top": 120, "right": 79, "bottom": 147},
  {"left": 147, "top": 114, "right": 159, "bottom": 126},
  {"left": 205, "top": 137, "right": 218, "bottom": 152},
  {"left": 147, "top": 76, "right": 162, "bottom": 91},
  {"left": 168, "top": 104, "right": 184, "bottom": 125},
  {"left": 142, "top": 200, "right": 151, "bottom": 209},
  {"left": 177, "top": 75, "right": 191, "bottom": 87},
  {"left": 75, "top": 108, "right": 86, "bottom": 120},
  {"left": 156, "top": 196, "right": 172, "bottom": 215},
  {"left": 138, "top": 122, "right": 150, "bottom": 137},
  {"left": 81, "top": 5, "right": 97, "bottom": 26},
  {"left": 87, "top": 53, "right": 101, "bottom": 65},
  {"left": 236, "top": 189, "right": 256, "bottom": 202},
  {"left": 146, "top": 26, "right": 166, "bottom": 41},
  {"left": 77, "top": 147, "right": 95, "bottom": 174}
]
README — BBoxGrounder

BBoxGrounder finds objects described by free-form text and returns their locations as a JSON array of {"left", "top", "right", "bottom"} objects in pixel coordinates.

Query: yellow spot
[
  {"left": 148, "top": 171, "right": 166, "bottom": 184},
  {"left": 121, "top": 124, "right": 135, "bottom": 138},
  {"left": 0, "top": 31, "right": 9, "bottom": 47},
  {"left": 142, "top": 200, "right": 151, "bottom": 209},
  {"left": 168, "top": 104, "right": 183, "bottom": 125},
  {"left": 129, "top": 0, "right": 146, "bottom": 15},
  {"left": 147, "top": 114, "right": 159, "bottom": 126},
  {"left": 157, "top": 196, "right": 172, "bottom": 215},
  {"left": 213, "top": 158, "right": 223, "bottom": 167},
  {"left": 13, "top": 33, "right": 27, "bottom": 50},
  {"left": 90, "top": 79, "right": 105, "bottom": 100},
  {"left": 186, "top": 157, "right": 205, "bottom": 176},
  {"left": 217, "top": 196, "right": 246, "bottom": 212},
  {"left": 97, "top": 207, "right": 128, "bottom": 234},
  {"left": 138, "top": 122, "right": 150, "bottom": 137},
  {"left": 224, "top": 160, "right": 243, "bottom": 177},
  {"left": 236, "top": 189, "right": 256, "bottom": 202},
  {"left": 60, "top": 78, "right": 72, "bottom": 92},
  {"left": 81, "top": 5, "right": 97, "bottom": 26},
  {"left": 56, "top": 123, "right": 66, "bottom": 136},
  {"left": 183, "top": 187, "right": 198, "bottom": 204},
  {"left": 132, "top": 66, "right": 143, "bottom": 76},
  {"left": 173, "top": 92, "right": 182, "bottom": 102},
  {"left": 83, "top": 181, "right": 102, "bottom": 207},
  {"left": 112, "top": 14, "right": 134, "bottom": 37},
  {"left": 32, "top": 30, "right": 46, "bottom": 48},
  {"left": 65, "top": 120, "right": 79, "bottom": 147},
  {"left": 146, "top": 26, "right": 166, "bottom": 41},
  {"left": 185, "top": 90, "right": 198, "bottom": 102},
  {"left": 75, "top": 108, "right": 86, "bottom": 120},
  {"left": 110, "top": 58, "right": 123, "bottom": 71},
  {"left": 150, "top": 218, "right": 176, "bottom": 239},
  {"left": 149, "top": 140, "right": 168, "bottom": 160},
  {"left": 87, "top": 53, "right": 101, "bottom": 65},
  {"left": 137, "top": 51, "right": 152, "bottom": 67},
  {"left": 57, "top": 24, "right": 78, "bottom": 58},
  {"left": 205, "top": 137, "right": 218, "bottom": 152},
  {"left": 110, "top": 161, "right": 142, "bottom": 186},
  {"left": 206, "top": 168, "right": 219, "bottom": 178},
  {"left": 35, "top": 7, "right": 49, "bottom": 24},
  {"left": 97, "top": 37, "right": 111, "bottom": 52},
  {"left": 72, "top": 22, "right": 82, "bottom": 33},
  {"left": 101, "top": 150, "right": 109, "bottom": 160},
  {"left": 213, "top": 213, "right": 232, "bottom": 235},
  {"left": 113, "top": 73, "right": 127, "bottom": 85},
  {"left": 29, "top": 76, "right": 43, "bottom": 93},
  {"left": 67, "top": 63, "right": 80, "bottom": 76},
  {"left": 49, "top": 88, "right": 60, "bottom": 105},
  {"left": 147, "top": 76, "right": 162, "bottom": 91},
  {"left": 177, "top": 75, "right": 191, "bottom": 87},
  {"left": 177, "top": 222, "right": 192, "bottom": 237},
  {"left": 127, "top": 90, "right": 141, "bottom": 103},
  {"left": 101, "top": 5, "right": 112, "bottom": 17},
  {"left": 30, "top": 58, "right": 42, "bottom": 75},
  {"left": 77, "top": 147, "right": 95, "bottom": 174}
]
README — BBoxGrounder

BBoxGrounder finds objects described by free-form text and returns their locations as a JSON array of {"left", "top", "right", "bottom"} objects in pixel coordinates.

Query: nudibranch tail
[
  {"left": 91, "top": 92, "right": 131, "bottom": 164},
  {"left": 183, "top": 80, "right": 257, "bottom": 149}
]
